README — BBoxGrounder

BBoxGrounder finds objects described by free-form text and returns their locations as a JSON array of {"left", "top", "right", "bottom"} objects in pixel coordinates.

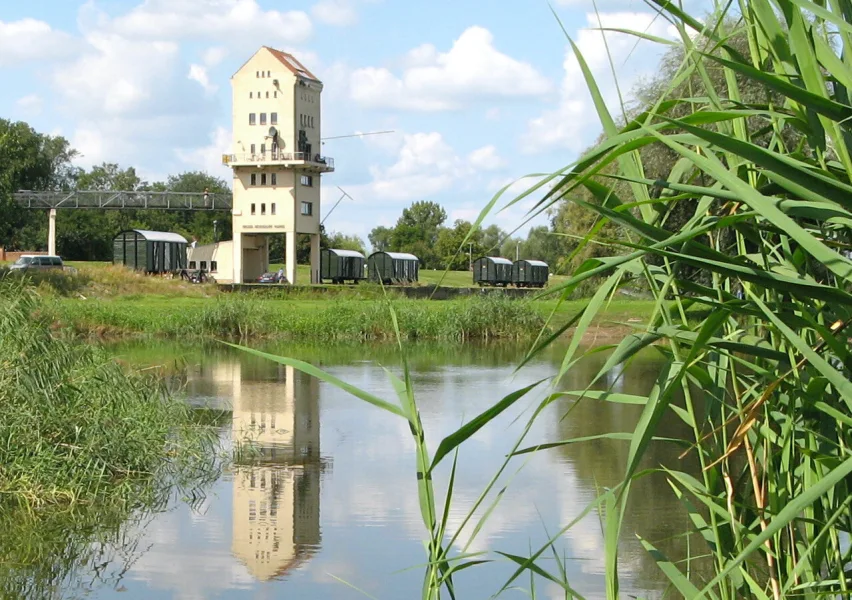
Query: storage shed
[
  {"left": 367, "top": 251, "right": 419, "bottom": 284},
  {"left": 113, "top": 229, "right": 188, "bottom": 273},
  {"left": 512, "top": 259, "right": 549, "bottom": 288},
  {"left": 320, "top": 248, "right": 366, "bottom": 283},
  {"left": 472, "top": 256, "right": 513, "bottom": 287}
]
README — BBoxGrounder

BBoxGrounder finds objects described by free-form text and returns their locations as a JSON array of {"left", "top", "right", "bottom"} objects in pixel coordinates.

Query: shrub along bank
[
  {"left": 0, "top": 284, "right": 219, "bottom": 507},
  {"left": 47, "top": 294, "right": 548, "bottom": 341}
]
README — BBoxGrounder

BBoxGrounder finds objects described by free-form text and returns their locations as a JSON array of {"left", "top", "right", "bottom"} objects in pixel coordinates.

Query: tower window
[
  {"left": 249, "top": 113, "right": 256, "bottom": 125},
  {"left": 270, "top": 173, "right": 277, "bottom": 185},
  {"left": 274, "top": 91, "right": 277, "bottom": 98},
  {"left": 270, "top": 112, "right": 277, "bottom": 125},
  {"left": 301, "top": 201, "right": 313, "bottom": 216},
  {"left": 249, "top": 92, "right": 253, "bottom": 98},
  {"left": 300, "top": 175, "right": 313, "bottom": 186},
  {"left": 271, "top": 203, "right": 276, "bottom": 215},
  {"left": 261, "top": 203, "right": 266, "bottom": 215},
  {"left": 250, "top": 143, "right": 256, "bottom": 155},
  {"left": 260, "top": 113, "right": 267, "bottom": 125},
  {"left": 260, "top": 143, "right": 266, "bottom": 155},
  {"left": 261, "top": 173, "right": 267, "bottom": 185},
  {"left": 250, "top": 174, "right": 257, "bottom": 186},
  {"left": 267, "top": 70, "right": 270, "bottom": 77},
  {"left": 265, "top": 91, "right": 269, "bottom": 98},
  {"left": 251, "top": 203, "right": 256, "bottom": 215},
  {"left": 256, "top": 71, "right": 259, "bottom": 78}
]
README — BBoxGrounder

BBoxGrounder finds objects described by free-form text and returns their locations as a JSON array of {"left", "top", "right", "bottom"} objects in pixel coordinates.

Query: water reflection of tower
[{"left": 222, "top": 359, "right": 323, "bottom": 582}]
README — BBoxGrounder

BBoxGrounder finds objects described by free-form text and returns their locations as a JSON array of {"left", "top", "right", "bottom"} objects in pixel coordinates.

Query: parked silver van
[{"left": 8, "top": 255, "right": 64, "bottom": 271}]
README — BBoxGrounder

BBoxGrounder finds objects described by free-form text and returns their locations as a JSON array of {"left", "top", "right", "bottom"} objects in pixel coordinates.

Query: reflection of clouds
[{"left": 127, "top": 504, "right": 255, "bottom": 600}]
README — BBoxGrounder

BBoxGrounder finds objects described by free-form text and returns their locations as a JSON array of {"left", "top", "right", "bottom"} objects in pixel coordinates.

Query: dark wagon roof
[
  {"left": 477, "top": 256, "right": 512, "bottom": 265},
  {"left": 372, "top": 251, "right": 418, "bottom": 261},
  {"left": 518, "top": 259, "right": 548, "bottom": 267},
  {"left": 119, "top": 229, "right": 188, "bottom": 243},
  {"left": 324, "top": 248, "right": 365, "bottom": 258}
]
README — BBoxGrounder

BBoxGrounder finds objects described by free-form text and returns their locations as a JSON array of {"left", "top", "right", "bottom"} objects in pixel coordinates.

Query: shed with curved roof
[
  {"left": 113, "top": 229, "right": 188, "bottom": 273},
  {"left": 320, "top": 248, "right": 366, "bottom": 283},
  {"left": 473, "top": 256, "right": 513, "bottom": 286},
  {"left": 367, "top": 251, "right": 419, "bottom": 284}
]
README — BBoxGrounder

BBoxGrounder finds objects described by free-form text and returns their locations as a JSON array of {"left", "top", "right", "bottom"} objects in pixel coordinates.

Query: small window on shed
[
  {"left": 189, "top": 261, "right": 197, "bottom": 269},
  {"left": 211, "top": 261, "right": 218, "bottom": 272},
  {"left": 200, "top": 261, "right": 207, "bottom": 270}
]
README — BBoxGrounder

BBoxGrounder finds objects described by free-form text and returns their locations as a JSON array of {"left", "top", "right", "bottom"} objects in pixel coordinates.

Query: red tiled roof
[{"left": 264, "top": 47, "right": 319, "bottom": 81}]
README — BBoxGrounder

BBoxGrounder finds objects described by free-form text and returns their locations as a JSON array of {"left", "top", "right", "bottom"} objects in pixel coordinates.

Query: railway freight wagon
[
  {"left": 320, "top": 248, "right": 366, "bottom": 284},
  {"left": 113, "top": 229, "right": 188, "bottom": 274},
  {"left": 512, "top": 259, "right": 549, "bottom": 288},
  {"left": 472, "top": 256, "right": 513, "bottom": 287},
  {"left": 367, "top": 251, "right": 419, "bottom": 284}
]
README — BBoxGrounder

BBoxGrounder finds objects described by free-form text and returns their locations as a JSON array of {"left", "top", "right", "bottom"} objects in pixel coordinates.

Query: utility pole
[{"left": 468, "top": 242, "right": 472, "bottom": 271}]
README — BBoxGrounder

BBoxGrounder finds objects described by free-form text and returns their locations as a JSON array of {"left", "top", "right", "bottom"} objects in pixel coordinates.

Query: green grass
[
  {"left": 0, "top": 283, "right": 219, "bottom": 507},
  {"left": 47, "top": 294, "right": 556, "bottom": 341}
]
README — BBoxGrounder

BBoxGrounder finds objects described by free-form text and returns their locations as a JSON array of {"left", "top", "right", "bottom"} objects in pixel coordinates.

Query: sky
[{"left": 0, "top": 0, "right": 706, "bottom": 243}]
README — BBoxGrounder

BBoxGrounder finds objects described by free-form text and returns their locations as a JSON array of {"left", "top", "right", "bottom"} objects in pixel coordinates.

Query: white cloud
[
  {"left": 467, "top": 145, "right": 506, "bottom": 171},
  {"left": 86, "top": 0, "right": 313, "bottom": 44},
  {"left": 201, "top": 46, "right": 228, "bottom": 67},
  {"left": 350, "top": 26, "right": 552, "bottom": 111},
  {"left": 312, "top": 0, "right": 358, "bottom": 27},
  {"left": 345, "top": 133, "right": 510, "bottom": 204},
  {"left": 0, "top": 19, "right": 80, "bottom": 67},
  {"left": 523, "top": 11, "right": 677, "bottom": 153},
  {"left": 189, "top": 64, "right": 217, "bottom": 94},
  {"left": 175, "top": 126, "right": 233, "bottom": 180},
  {"left": 15, "top": 94, "right": 43, "bottom": 115},
  {"left": 485, "top": 107, "right": 501, "bottom": 121}
]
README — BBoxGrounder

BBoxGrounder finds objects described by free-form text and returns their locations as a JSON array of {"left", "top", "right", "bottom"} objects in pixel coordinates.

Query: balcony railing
[{"left": 222, "top": 151, "right": 334, "bottom": 171}]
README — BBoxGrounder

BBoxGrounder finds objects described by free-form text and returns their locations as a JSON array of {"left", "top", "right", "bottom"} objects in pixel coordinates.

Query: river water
[{"left": 16, "top": 341, "right": 703, "bottom": 599}]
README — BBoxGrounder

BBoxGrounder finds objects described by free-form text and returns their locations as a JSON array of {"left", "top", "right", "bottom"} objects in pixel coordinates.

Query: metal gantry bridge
[{"left": 13, "top": 190, "right": 234, "bottom": 210}]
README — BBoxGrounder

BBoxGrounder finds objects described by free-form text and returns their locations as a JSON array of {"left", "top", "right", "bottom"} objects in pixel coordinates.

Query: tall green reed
[{"left": 233, "top": 1, "right": 852, "bottom": 597}]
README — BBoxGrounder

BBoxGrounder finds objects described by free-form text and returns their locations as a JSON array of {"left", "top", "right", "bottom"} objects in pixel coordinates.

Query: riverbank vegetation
[
  {"left": 237, "top": 2, "right": 852, "bottom": 598},
  {"left": 0, "top": 285, "right": 219, "bottom": 507}
]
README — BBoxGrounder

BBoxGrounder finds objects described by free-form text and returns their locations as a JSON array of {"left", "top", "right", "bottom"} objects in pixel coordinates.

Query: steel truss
[{"left": 13, "top": 190, "right": 233, "bottom": 210}]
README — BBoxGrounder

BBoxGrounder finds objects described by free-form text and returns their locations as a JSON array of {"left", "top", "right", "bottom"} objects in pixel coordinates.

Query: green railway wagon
[
  {"left": 113, "top": 229, "right": 188, "bottom": 274},
  {"left": 512, "top": 259, "right": 549, "bottom": 288},
  {"left": 320, "top": 248, "right": 366, "bottom": 284},
  {"left": 367, "top": 251, "right": 419, "bottom": 284},
  {"left": 472, "top": 256, "right": 513, "bottom": 287}
]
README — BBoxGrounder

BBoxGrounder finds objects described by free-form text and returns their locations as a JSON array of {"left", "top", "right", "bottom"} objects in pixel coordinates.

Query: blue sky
[{"left": 0, "top": 0, "right": 701, "bottom": 242}]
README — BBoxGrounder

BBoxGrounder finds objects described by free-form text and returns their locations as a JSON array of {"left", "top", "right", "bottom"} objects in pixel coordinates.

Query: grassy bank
[
  {"left": 48, "top": 294, "right": 551, "bottom": 341},
  {"left": 0, "top": 285, "right": 219, "bottom": 506}
]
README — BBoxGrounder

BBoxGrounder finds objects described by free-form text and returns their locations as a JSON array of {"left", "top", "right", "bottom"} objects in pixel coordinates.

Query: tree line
[{"left": 367, "top": 200, "right": 565, "bottom": 270}]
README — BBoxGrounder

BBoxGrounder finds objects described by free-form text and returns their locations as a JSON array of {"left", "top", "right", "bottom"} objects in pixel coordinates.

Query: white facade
[{"left": 224, "top": 47, "right": 333, "bottom": 285}]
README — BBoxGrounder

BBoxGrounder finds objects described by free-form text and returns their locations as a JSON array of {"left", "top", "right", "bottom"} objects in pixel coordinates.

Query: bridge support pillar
[
  {"left": 286, "top": 232, "right": 297, "bottom": 285},
  {"left": 48, "top": 209, "right": 56, "bottom": 256},
  {"left": 310, "top": 234, "right": 320, "bottom": 284}
]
